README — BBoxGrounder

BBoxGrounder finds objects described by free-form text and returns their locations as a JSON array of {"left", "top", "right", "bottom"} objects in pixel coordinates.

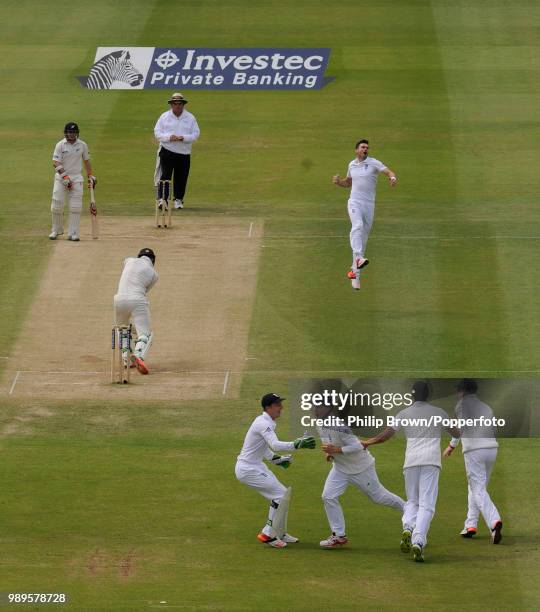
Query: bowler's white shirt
[
  {"left": 154, "top": 109, "right": 200, "bottom": 154},
  {"left": 317, "top": 425, "right": 375, "bottom": 475},
  {"left": 115, "top": 256, "right": 158, "bottom": 299},
  {"left": 451, "top": 394, "right": 498, "bottom": 453},
  {"left": 391, "top": 401, "right": 450, "bottom": 470},
  {"left": 347, "top": 156, "right": 387, "bottom": 203},
  {"left": 52, "top": 138, "right": 90, "bottom": 182},
  {"left": 237, "top": 412, "right": 295, "bottom": 466}
]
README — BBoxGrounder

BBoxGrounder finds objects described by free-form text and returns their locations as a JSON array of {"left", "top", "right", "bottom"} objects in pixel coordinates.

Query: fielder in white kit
[
  {"left": 50, "top": 122, "right": 96, "bottom": 241},
  {"left": 114, "top": 248, "right": 158, "bottom": 376},
  {"left": 443, "top": 379, "right": 503, "bottom": 544},
  {"left": 332, "top": 139, "right": 397, "bottom": 289},
  {"left": 362, "top": 381, "right": 460, "bottom": 562},
  {"left": 317, "top": 414, "right": 405, "bottom": 549},
  {"left": 235, "top": 393, "right": 317, "bottom": 548}
]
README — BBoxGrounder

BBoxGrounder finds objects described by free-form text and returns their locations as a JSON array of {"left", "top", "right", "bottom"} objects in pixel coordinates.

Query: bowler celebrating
[
  {"left": 332, "top": 139, "right": 397, "bottom": 289},
  {"left": 235, "top": 393, "right": 316, "bottom": 548}
]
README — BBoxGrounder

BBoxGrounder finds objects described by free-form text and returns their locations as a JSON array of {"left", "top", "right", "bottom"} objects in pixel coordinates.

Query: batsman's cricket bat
[{"left": 89, "top": 186, "right": 99, "bottom": 239}]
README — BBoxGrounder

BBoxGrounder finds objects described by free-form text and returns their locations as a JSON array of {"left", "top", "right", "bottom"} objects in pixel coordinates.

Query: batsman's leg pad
[{"left": 134, "top": 332, "right": 153, "bottom": 359}]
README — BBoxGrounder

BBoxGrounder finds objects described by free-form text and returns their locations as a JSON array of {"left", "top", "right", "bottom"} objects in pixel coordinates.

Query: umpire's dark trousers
[{"left": 159, "top": 147, "right": 191, "bottom": 201}]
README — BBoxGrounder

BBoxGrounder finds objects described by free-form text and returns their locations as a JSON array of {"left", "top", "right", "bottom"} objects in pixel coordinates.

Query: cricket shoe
[
  {"left": 281, "top": 533, "right": 299, "bottom": 543},
  {"left": 356, "top": 257, "right": 369, "bottom": 269},
  {"left": 48, "top": 230, "right": 63, "bottom": 240},
  {"left": 460, "top": 527, "right": 477, "bottom": 538},
  {"left": 320, "top": 533, "right": 348, "bottom": 548},
  {"left": 68, "top": 234, "right": 79, "bottom": 241},
  {"left": 400, "top": 529, "right": 412, "bottom": 553},
  {"left": 412, "top": 543, "right": 424, "bottom": 562},
  {"left": 174, "top": 199, "right": 184, "bottom": 209},
  {"left": 351, "top": 277, "right": 360, "bottom": 290},
  {"left": 257, "top": 533, "right": 287, "bottom": 548},
  {"left": 133, "top": 356, "right": 149, "bottom": 375},
  {"left": 491, "top": 521, "right": 503, "bottom": 544}
]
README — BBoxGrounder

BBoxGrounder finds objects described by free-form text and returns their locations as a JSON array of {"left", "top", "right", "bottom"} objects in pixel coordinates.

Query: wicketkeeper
[
  {"left": 235, "top": 393, "right": 317, "bottom": 548},
  {"left": 50, "top": 122, "right": 97, "bottom": 241},
  {"left": 113, "top": 248, "right": 158, "bottom": 375}
]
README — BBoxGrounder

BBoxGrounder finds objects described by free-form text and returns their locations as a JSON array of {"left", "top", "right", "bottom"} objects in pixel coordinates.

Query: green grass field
[{"left": 1, "top": 0, "right": 540, "bottom": 609}]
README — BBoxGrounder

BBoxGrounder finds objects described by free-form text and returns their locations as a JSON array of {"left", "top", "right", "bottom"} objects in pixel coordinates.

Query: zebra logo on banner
[{"left": 77, "top": 48, "right": 154, "bottom": 89}]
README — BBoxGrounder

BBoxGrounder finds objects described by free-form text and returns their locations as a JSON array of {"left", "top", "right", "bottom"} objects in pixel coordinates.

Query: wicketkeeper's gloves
[
  {"left": 271, "top": 454, "right": 293, "bottom": 469},
  {"left": 294, "top": 436, "right": 316, "bottom": 449}
]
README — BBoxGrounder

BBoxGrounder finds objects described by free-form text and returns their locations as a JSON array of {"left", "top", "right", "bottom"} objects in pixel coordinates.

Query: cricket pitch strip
[{"left": 2, "top": 216, "right": 262, "bottom": 401}]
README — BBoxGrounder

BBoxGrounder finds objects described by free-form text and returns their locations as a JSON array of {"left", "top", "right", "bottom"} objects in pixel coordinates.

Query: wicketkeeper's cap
[
  {"left": 168, "top": 92, "right": 188, "bottom": 104},
  {"left": 455, "top": 378, "right": 478, "bottom": 393},
  {"left": 261, "top": 393, "right": 285, "bottom": 408}
]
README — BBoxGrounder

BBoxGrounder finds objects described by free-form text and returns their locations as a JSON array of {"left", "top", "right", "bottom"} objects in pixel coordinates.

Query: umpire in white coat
[
  {"left": 443, "top": 379, "right": 503, "bottom": 544},
  {"left": 153, "top": 93, "right": 200, "bottom": 209}
]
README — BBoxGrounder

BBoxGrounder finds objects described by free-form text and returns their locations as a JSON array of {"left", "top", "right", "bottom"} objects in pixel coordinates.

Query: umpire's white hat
[{"left": 168, "top": 92, "right": 188, "bottom": 104}]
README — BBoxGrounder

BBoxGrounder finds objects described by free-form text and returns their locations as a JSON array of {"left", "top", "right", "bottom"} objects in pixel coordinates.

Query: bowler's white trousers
[
  {"left": 402, "top": 465, "right": 440, "bottom": 547},
  {"left": 463, "top": 448, "right": 501, "bottom": 530},
  {"left": 235, "top": 460, "right": 287, "bottom": 501},
  {"left": 322, "top": 464, "right": 404, "bottom": 536},
  {"left": 348, "top": 198, "right": 375, "bottom": 262}
]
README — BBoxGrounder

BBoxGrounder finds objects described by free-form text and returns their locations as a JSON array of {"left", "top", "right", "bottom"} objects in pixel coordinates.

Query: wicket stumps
[
  {"left": 155, "top": 179, "right": 172, "bottom": 228},
  {"left": 111, "top": 324, "right": 132, "bottom": 384}
]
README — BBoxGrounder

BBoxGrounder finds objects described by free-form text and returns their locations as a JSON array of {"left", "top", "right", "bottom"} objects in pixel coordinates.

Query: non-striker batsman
[{"left": 49, "top": 122, "right": 97, "bottom": 241}]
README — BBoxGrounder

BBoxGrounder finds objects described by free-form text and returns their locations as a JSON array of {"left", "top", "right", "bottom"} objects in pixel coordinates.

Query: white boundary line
[
  {"left": 222, "top": 371, "right": 230, "bottom": 395},
  {"left": 8, "top": 371, "right": 21, "bottom": 395}
]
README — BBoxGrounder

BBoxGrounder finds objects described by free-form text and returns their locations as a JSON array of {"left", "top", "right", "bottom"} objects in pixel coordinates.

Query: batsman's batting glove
[
  {"left": 293, "top": 436, "right": 316, "bottom": 449},
  {"left": 88, "top": 175, "right": 97, "bottom": 189},
  {"left": 62, "top": 174, "right": 73, "bottom": 190},
  {"left": 271, "top": 454, "right": 293, "bottom": 469}
]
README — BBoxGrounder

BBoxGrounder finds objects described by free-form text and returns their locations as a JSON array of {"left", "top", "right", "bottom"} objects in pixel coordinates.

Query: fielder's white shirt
[
  {"left": 154, "top": 109, "right": 200, "bottom": 154},
  {"left": 451, "top": 394, "right": 499, "bottom": 453},
  {"left": 391, "top": 401, "right": 450, "bottom": 470},
  {"left": 237, "top": 412, "right": 295, "bottom": 466},
  {"left": 115, "top": 256, "right": 158, "bottom": 299},
  {"left": 347, "top": 156, "right": 387, "bottom": 203},
  {"left": 52, "top": 138, "right": 90, "bottom": 182},
  {"left": 317, "top": 425, "right": 375, "bottom": 475}
]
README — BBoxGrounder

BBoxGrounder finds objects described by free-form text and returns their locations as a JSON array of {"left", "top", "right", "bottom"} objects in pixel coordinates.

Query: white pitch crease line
[
  {"left": 222, "top": 371, "right": 230, "bottom": 395},
  {"left": 8, "top": 371, "right": 21, "bottom": 395},
  {"left": 248, "top": 221, "right": 254, "bottom": 238}
]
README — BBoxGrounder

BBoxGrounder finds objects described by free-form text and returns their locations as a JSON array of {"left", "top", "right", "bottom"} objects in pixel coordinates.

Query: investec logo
[{"left": 79, "top": 47, "right": 332, "bottom": 90}]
